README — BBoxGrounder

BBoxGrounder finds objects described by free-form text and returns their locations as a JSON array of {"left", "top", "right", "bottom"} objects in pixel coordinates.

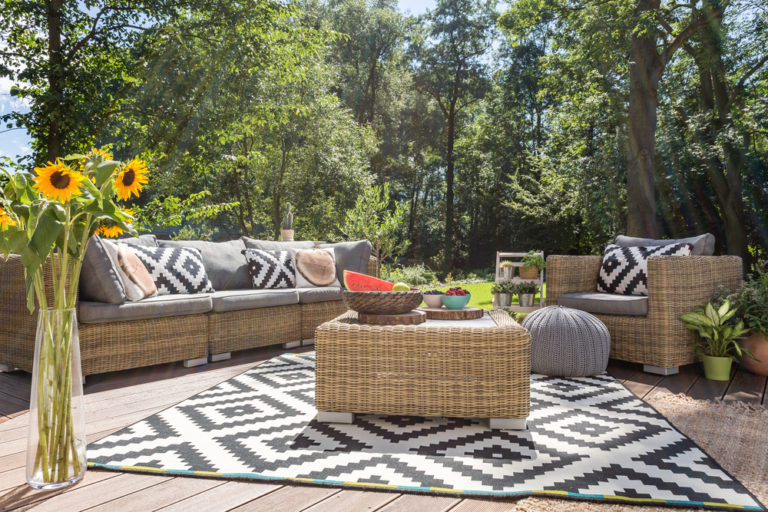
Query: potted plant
[
  {"left": 516, "top": 281, "right": 539, "bottom": 308},
  {"left": 500, "top": 260, "right": 515, "bottom": 280},
  {"left": 491, "top": 280, "right": 514, "bottom": 308},
  {"left": 733, "top": 258, "right": 768, "bottom": 375},
  {"left": 680, "top": 299, "right": 751, "bottom": 381},
  {"left": 281, "top": 203, "right": 294, "bottom": 241},
  {"left": 520, "top": 250, "right": 544, "bottom": 279}
]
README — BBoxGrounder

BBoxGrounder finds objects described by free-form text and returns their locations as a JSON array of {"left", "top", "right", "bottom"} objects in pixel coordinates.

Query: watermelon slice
[{"left": 343, "top": 270, "right": 394, "bottom": 291}]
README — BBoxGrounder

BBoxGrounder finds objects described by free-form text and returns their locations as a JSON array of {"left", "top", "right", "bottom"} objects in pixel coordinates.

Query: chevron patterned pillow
[
  {"left": 118, "top": 245, "right": 215, "bottom": 295},
  {"left": 597, "top": 243, "right": 692, "bottom": 296},
  {"left": 243, "top": 249, "right": 296, "bottom": 289}
]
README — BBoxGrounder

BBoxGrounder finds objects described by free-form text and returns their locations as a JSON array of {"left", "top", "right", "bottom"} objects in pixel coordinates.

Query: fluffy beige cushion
[
  {"left": 294, "top": 248, "right": 338, "bottom": 287},
  {"left": 117, "top": 244, "right": 157, "bottom": 298}
]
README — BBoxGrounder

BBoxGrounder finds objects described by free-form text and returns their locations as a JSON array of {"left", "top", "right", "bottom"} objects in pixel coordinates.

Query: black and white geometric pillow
[
  {"left": 243, "top": 249, "right": 295, "bottom": 289},
  {"left": 597, "top": 243, "right": 692, "bottom": 296},
  {"left": 117, "top": 245, "right": 215, "bottom": 295}
]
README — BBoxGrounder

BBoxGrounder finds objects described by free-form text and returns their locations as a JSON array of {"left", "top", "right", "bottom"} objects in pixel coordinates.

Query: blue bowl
[{"left": 442, "top": 294, "right": 470, "bottom": 310}]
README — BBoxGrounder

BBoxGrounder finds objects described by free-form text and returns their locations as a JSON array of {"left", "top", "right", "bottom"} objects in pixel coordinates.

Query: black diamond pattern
[
  {"left": 243, "top": 249, "right": 295, "bottom": 289},
  {"left": 597, "top": 243, "right": 693, "bottom": 296},
  {"left": 119, "top": 245, "right": 214, "bottom": 295}
]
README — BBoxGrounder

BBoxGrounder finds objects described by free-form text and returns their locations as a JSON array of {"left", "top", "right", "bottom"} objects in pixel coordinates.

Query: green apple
[{"left": 392, "top": 282, "right": 410, "bottom": 291}]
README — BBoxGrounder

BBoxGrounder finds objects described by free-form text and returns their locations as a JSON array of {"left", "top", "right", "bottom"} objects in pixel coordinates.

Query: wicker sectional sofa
[{"left": 0, "top": 236, "right": 375, "bottom": 377}]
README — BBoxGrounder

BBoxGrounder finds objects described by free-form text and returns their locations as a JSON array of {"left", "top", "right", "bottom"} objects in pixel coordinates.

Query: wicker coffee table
[{"left": 314, "top": 310, "right": 531, "bottom": 430}]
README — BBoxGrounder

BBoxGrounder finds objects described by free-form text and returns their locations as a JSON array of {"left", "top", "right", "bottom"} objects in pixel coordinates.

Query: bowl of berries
[
  {"left": 422, "top": 290, "right": 444, "bottom": 308},
  {"left": 442, "top": 287, "right": 471, "bottom": 310}
]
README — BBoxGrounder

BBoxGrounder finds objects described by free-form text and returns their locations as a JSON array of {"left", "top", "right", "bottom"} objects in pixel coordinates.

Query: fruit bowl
[
  {"left": 442, "top": 294, "right": 471, "bottom": 310},
  {"left": 343, "top": 290, "right": 424, "bottom": 315},
  {"left": 423, "top": 295, "right": 444, "bottom": 308}
]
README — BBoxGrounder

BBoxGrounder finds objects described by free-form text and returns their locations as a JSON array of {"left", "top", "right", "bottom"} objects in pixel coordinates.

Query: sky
[{"left": 0, "top": 0, "right": 437, "bottom": 164}]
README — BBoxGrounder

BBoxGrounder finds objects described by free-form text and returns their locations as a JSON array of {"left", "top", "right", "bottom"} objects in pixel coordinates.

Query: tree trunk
[
  {"left": 444, "top": 104, "right": 456, "bottom": 268},
  {"left": 627, "top": 0, "right": 662, "bottom": 238},
  {"left": 272, "top": 145, "right": 288, "bottom": 240},
  {"left": 47, "top": 0, "right": 64, "bottom": 161}
]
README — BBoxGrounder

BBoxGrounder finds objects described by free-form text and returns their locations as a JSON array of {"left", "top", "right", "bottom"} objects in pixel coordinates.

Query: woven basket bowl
[{"left": 343, "top": 290, "right": 424, "bottom": 315}]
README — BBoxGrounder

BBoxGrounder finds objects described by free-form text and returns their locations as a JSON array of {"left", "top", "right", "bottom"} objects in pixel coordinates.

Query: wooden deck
[{"left": 1, "top": 347, "right": 766, "bottom": 512}]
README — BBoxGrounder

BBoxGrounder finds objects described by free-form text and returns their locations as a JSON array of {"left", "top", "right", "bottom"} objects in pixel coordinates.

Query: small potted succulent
[
  {"left": 520, "top": 250, "right": 544, "bottom": 279},
  {"left": 681, "top": 299, "right": 751, "bottom": 381},
  {"left": 500, "top": 260, "right": 515, "bottom": 280},
  {"left": 281, "top": 203, "right": 294, "bottom": 241},
  {"left": 515, "top": 281, "right": 539, "bottom": 308},
  {"left": 733, "top": 258, "right": 768, "bottom": 375},
  {"left": 442, "top": 287, "right": 470, "bottom": 310},
  {"left": 491, "top": 280, "right": 515, "bottom": 308},
  {"left": 422, "top": 289, "right": 444, "bottom": 308}
]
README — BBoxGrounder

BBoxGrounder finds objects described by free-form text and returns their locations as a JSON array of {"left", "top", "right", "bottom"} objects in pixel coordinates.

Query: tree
[{"left": 412, "top": 0, "right": 495, "bottom": 268}]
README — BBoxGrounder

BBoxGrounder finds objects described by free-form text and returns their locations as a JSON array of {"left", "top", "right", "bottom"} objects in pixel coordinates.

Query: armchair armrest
[{"left": 546, "top": 255, "right": 603, "bottom": 304}]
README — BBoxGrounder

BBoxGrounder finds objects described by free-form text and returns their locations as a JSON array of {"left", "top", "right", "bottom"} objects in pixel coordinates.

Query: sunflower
[
  {"left": 96, "top": 223, "right": 124, "bottom": 238},
  {"left": 80, "top": 148, "right": 113, "bottom": 171},
  {"left": 115, "top": 159, "right": 148, "bottom": 201},
  {"left": 121, "top": 208, "right": 134, "bottom": 224},
  {"left": 33, "top": 160, "right": 86, "bottom": 202},
  {"left": 0, "top": 207, "right": 17, "bottom": 229}
]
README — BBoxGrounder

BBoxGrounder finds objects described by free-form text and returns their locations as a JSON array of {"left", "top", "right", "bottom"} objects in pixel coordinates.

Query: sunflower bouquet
[{"left": 0, "top": 149, "right": 149, "bottom": 489}]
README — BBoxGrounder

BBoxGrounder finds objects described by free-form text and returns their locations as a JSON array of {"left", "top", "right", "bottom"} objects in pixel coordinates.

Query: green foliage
[
  {"left": 339, "top": 183, "right": 409, "bottom": 271},
  {"left": 514, "top": 281, "right": 539, "bottom": 295},
  {"left": 491, "top": 280, "right": 515, "bottom": 295},
  {"left": 382, "top": 264, "right": 437, "bottom": 286},
  {"left": 522, "top": 250, "right": 545, "bottom": 270},
  {"left": 131, "top": 191, "right": 239, "bottom": 240},
  {"left": 680, "top": 300, "right": 751, "bottom": 358},
  {"left": 733, "top": 257, "right": 768, "bottom": 337}
]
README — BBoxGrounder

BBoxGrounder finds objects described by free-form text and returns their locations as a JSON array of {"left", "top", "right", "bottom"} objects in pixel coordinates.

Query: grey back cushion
[
  {"left": 158, "top": 239, "right": 250, "bottom": 291},
  {"left": 79, "top": 235, "right": 126, "bottom": 304},
  {"left": 319, "top": 240, "right": 372, "bottom": 285},
  {"left": 117, "top": 234, "right": 158, "bottom": 247},
  {"left": 615, "top": 233, "right": 715, "bottom": 256},
  {"left": 240, "top": 237, "right": 315, "bottom": 251}
]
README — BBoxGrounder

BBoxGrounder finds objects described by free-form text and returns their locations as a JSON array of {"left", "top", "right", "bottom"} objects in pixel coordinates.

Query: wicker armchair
[{"left": 546, "top": 255, "right": 743, "bottom": 374}]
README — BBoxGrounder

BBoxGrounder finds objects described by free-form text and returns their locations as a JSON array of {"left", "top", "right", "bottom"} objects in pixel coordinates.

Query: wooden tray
[
  {"left": 358, "top": 310, "right": 426, "bottom": 325},
  {"left": 418, "top": 307, "right": 484, "bottom": 320}
]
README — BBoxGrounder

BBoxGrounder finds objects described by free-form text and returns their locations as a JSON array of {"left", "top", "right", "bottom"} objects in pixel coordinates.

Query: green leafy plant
[
  {"left": 131, "top": 191, "right": 239, "bottom": 240},
  {"left": 491, "top": 280, "right": 515, "bottom": 294},
  {"left": 382, "top": 264, "right": 436, "bottom": 286},
  {"left": 522, "top": 250, "right": 545, "bottom": 271},
  {"left": 515, "top": 281, "right": 539, "bottom": 295},
  {"left": 680, "top": 300, "right": 751, "bottom": 358},
  {"left": 733, "top": 257, "right": 768, "bottom": 338}
]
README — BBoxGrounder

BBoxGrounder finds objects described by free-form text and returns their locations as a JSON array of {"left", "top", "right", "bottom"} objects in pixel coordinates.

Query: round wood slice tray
[
  {"left": 418, "top": 306, "right": 484, "bottom": 320},
  {"left": 358, "top": 310, "right": 426, "bottom": 325}
]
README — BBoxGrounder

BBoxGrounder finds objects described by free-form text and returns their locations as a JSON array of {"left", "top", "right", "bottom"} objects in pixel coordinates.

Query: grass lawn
[{"left": 433, "top": 282, "right": 547, "bottom": 310}]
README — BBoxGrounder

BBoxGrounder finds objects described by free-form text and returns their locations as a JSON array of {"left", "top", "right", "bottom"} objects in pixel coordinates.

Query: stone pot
[
  {"left": 519, "top": 266, "right": 538, "bottom": 279},
  {"left": 280, "top": 229, "right": 294, "bottom": 241},
  {"left": 700, "top": 354, "right": 732, "bottom": 381},
  {"left": 739, "top": 331, "right": 768, "bottom": 376}
]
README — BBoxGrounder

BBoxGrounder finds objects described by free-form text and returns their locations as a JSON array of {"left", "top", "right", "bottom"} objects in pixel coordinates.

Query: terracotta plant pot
[
  {"left": 280, "top": 229, "right": 294, "bottom": 241},
  {"left": 740, "top": 331, "right": 768, "bottom": 376},
  {"left": 700, "top": 354, "right": 732, "bottom": 381},
  {"left": 519, "top": 266, "right": 538, "bottom": 279}
]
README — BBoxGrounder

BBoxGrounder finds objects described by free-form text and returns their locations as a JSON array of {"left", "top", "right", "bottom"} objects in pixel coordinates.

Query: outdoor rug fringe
[{"left": 87, "top": 353, "right": 765, "bottom": 511}]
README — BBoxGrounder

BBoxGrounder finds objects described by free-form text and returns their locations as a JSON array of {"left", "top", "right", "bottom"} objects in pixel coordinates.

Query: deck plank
[
  {"left": 84, "top": 475, "right": 223, "bottom": 512},
  {"left": 301, "top": 489, "right": 400, "bottom": 512},
  {"left": 687, "top": 364, "right": 736, "bottom": 400},
  {"left": 723, "top": 365, "right": 766, "bottom": 405},
  {"left": 0, "top": 469, "right": 120, "bottom": 511},
  {"left": 156, "top": 481, "right": 282, "bottom": 512},
  {"left": 643, "top": 364, "right": 700, "bottom": 399},
  {"left": 374, "top": 494, "right": 459, "bottom": 512},
  {"left": 450, "top": 498, "right": 520, "bottom": 511},
  {"left": 228, "top": 485, "right": 341, "bottom": 512}
]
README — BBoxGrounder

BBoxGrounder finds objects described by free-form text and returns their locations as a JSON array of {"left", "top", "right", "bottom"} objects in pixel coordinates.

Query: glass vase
[{"left": 26, "top": 308, "right": 86, "bottom": 490}]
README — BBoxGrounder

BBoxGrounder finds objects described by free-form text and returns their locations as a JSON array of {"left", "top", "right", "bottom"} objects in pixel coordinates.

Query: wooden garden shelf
[{"left": 493, "top": 251, "right": 545, "bottom": 313}]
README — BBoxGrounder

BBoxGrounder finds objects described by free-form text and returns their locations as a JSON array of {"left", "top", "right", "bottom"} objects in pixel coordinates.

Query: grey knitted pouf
[{"left": 521, "top": 306, "right": 610, "bottom": 377}]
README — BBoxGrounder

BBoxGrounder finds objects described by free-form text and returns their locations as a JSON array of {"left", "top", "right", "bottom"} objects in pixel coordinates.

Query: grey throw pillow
[
  {"left": 615, "top": 233, "right": 714, "bottom": 256},
  {"left": 79, "top": 235, "right": 126, "bottom": 304},
  {"left": 159, "top": 239, "right": 250, "bottom": 291},
  {"left": 319, "top": 240, "right": 372, "bottom": 286},
  {"left": 241, "top": 236, "right": 315, "bottom": 251}
]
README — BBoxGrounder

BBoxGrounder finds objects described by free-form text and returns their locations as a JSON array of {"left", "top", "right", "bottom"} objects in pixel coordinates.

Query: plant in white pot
[
  {"left": 680, "top": 300, "right": 751, "bottom": 381},
  {"left": 732, "top": 257, "right": 768, "bottom": 375},
  {"left": 491, "top": 280, "right": 514, "bottom": 308},
  {"left": 281, "top": 204, "right": 294, "bottom": 241}
]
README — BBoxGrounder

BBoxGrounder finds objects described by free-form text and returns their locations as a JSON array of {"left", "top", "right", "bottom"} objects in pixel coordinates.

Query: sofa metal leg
[
  {"left": 489, "top": 418, "right": 527, "bottom": 430},
  {"left": 282, "top": 341, "right": 301, "bottom": 349},
  {"left": 643, "top": 364, "right": 679, "bottom": 376},
  {"left": 183, "top": 357, "right": 208, "bottom": 368},
  {"left": 210, "top": 352, "right": 231, "bottom": 363},
  {"left": 317, "top": 411, "right": 354, "bottom": 424},
  {"left": 302, "top": 338, "right": 315, "bottom": 346}
]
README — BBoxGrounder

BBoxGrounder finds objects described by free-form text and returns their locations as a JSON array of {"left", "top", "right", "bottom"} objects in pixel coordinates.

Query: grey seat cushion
[
  {"left": 79, "top": 294, "right": 212, "bottom": 324},
  {"left": 241, "top": 237, "right": 315, "bottom": 251},
  {"left": 297, "top": 287, "right": 343, "bottom": 304},
  {"left": 158, "top": 239, "right": 250, "bottom": 291},
  {"left": 558, "top": 292, "right": 648, "bottom": 317},
  {"left": 615, "top": 233, "right": 714, "bottom": 256},
  {"left": 210, "top": 289, "right": 299, "bottom": 313},
  {"left": 79, "top": 236, "right": 126, "bottom": 304},
  {"left": 318, "top": 240, "right": 372, "bottom": 283}
]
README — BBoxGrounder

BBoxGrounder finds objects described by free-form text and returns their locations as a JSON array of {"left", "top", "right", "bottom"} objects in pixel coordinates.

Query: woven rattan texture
[
  {"left": 208, "top": 304, "right": 301, "bottom": 354},
  {"left": 546, "top": 255, "right": 743, "bottom": 368},
  {"left": 315, "top": 310, "right": 531, "bottom": 419},
  {"left": 342, "top": 290, "right": 423, "bottom": 315},
  {"left": 300, "top": 301, "right": 348, "bottom": 340},
  {"left": 522, "top": 306, "right": 610, "bottom": 376}
]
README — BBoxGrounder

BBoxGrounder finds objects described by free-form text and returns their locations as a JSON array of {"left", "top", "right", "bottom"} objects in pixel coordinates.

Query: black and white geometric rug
[{"left": 88, "top": 353, "right": 764, "bottom": 511}]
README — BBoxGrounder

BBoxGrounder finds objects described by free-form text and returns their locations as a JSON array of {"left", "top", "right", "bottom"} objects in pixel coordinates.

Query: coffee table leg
[
  {"left": 489, "top": 418, "right": 527, "bottom": 430},
  {"left": 317, "top": 411, "right": 354, "bottom": 424}
]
